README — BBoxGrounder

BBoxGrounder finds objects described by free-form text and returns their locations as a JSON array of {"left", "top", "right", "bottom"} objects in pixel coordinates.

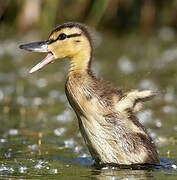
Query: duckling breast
[{"left": 65, "top": 73, "right": 160, "bottom": 165}]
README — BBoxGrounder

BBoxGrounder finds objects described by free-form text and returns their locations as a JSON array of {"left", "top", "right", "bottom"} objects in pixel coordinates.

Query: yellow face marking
[{"left": 48, "top": 27, "right": 92, "bottom": 74}]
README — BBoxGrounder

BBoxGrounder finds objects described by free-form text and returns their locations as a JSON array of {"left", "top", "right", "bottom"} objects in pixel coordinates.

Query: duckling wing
[{"left": 114, "top": 89, "right": 157, "bottom": 113}]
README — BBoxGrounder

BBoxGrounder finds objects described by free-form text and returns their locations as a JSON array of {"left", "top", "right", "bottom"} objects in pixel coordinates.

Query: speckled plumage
[
  {"left": 20, "top": 22, "right": 160, "bottom": 167},
  {"left": 65, "top": 72, "right": 159, "bottom": 166}
]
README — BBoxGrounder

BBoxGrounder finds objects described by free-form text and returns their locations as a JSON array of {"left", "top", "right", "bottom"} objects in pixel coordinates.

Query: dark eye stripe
[
  {"left": 48, "top": 33, "right": 81, "bottom": 44},
  {"left": 67, "top": 33, "right": 81, "bottom": 38}
]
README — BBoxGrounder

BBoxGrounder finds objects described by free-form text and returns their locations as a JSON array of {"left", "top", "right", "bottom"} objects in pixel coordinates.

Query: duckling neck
[{"left": 69, "top": 47, "right": 92, "bottom": 75}]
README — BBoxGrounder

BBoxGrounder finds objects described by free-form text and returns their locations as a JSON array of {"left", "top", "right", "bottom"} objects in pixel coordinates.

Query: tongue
[{"left": 29, "top": 52, "right": 56, "bottom": 73}]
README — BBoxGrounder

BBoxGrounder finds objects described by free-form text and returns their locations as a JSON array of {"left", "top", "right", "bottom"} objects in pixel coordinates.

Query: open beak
[{"left": 19, "top": 40, "right": 56, "bottom": 73}]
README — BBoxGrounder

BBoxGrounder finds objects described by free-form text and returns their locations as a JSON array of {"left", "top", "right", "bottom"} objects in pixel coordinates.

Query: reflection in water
[
  {"left": 92, "top": 159, "right": 177, "bottom": 180},
  {"left": 94, "top": 168, "right": 152, "bottom": 180}
]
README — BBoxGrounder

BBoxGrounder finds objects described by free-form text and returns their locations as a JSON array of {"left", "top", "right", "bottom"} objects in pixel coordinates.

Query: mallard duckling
[{"left": 19, "top": 22, "right": 160, "bottom": 166}]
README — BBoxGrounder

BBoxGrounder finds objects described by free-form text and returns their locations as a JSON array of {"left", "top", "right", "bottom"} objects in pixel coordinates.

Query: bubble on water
[
  {"left": 102, "top": 166, "right": 109, "bottom": 170},
  {"left": 5, "top": 152, "right": 13, "bottom": 158},
  {"left": 28, "top": 144, "right": 38, "bottom": 151},
  {"left": 147, "top": 129, "right": 157, "bottom": 141},
  {"left": 0, "top": 164, "right": 8, "bottom": 171},
  {"left": 64, "top": 138, "right": 77, "bottom": 148},
  {"left": 171, "top": 164, "right": 177, "bottom": 169},
  {"left": 80, "top": 153, "right": 90, "bottom": 158},
  {"left": 137, "top": 110, "right": 153, "bottom": 124},
  {"left": 149, "top": 131, "right": 157, "bottom": 139},
  {"left": 29, "top": 158, "right": 35, "bottom": 163},
  {"left": 117, "top": 56, "right": 135, "bottom": 74},
  {"left": 48, "top": 90, "right": 66, "bottom": 102},
  {"left": 0, "top": 164, "right": 15, "bottom": 174},
  {"left": 162, "top": 105, "right": 176, "bottom": 114},
  {"left": 54, "top": 127, "right": 66, "bottom": 136},
  {"left": 155, "top": 119, "right": 162, "bottom": 128},
  {"left": 49, "top": 90, "right": 60, "bottom": 99},
  {"left": 36, "top": 78, "right": 47, "bottom": 88},
  {"left": 16, "top": 96, "right": 29, "bottom": 106},
  {"left": 138, "top": 79, "right": 156, "bottom": 90},
  {"left": 34, "top": 160, "right": 47, "bottom": 169},
  {"left": 34, "top": 163, "right": 43, "bottom": 169},
  {"left": 164, "top": 92, "right": 175, "bottom": 103},
  {"left": 156, "top": 47, "right": 177, "bottom": 69},
  {"left": 74, "top": 145, "right": 82, "bottom": 153},
  {"left": 111, "top": 167, "right": 117, "bottom": 170},
  {"left": 0, "top": 138, "right": 7, "bottom": 143},
  {"left": 55, "top": 109, "right": 73, "bottom": 123},
  {"left": 33, "top": 97, "right": 43, "bottom": 106},
  {"left": 19, "top": 166, "right": 27, "bottom": 173},
  {"left": 8, "top": 129, "right": 18, "bottom": 136},
  {"left": 49, "top": 168, "right": 58, "bottom": 174}
]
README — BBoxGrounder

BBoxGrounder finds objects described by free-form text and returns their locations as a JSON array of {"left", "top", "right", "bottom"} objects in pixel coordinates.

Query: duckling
[{"left": 19, "top": 22, "right": 160, "bottom": 166}]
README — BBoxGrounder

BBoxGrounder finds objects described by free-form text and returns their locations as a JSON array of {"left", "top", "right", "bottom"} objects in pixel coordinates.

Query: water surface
[{"left": 0, "top": 29, "right": 177, "bottom": 179}]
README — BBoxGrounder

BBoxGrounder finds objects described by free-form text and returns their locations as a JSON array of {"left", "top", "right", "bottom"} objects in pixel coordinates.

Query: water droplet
[
  {"left": 33, "top": 97, "right": 43, "bottom": 106},
  {"left": 171, "top": 164, "right": 177, "bottom": 169},
  {"left": 64, "top": 138, "right": 76, "bottom": 148},
  {"left": 117, "top": 56, "right": 135, "bottom": 74},
  {"left": 34, "top": 160, "right": 47, "bottom": 169},
  {"left": 8, "top": 129, "right": 18, "bottom": 136},
  {"left": 19, "top": 166, "right": 27, "bottom": 173},
  {"left": 164, "top": 92, "right": 175, "bottom": 103},
  {"left": 0, "top": 138, "right": 7, "bottom": 143},
  {"left": 155, "top": 119, "right": 162, "bottom": 128},
  {"left": 54, "top": 127, "right": 66, "bottom": 136},
  {"left": 137, "top": 110, "right": 153, "bottom": 124},
  {"left": 138, "top": 79, "right": 156, "bottom": 89},
  {"left": 74, "top": 145, "right": 82, "bottom": 153},
  {"left": 49, "top": 168, "right": 58, "bottom": 174},
  {"left": 28, "top": 144, "right": 38, "bottom": 151},
  {"left": 5, "top": 152, "right": 13, "bottom": 158},
  {"left": 162, "top": 105, "right": 176, "bottom": 114},
  {"left": 55, "top": 109, "right": 73, "bottom": 123},
  {"left": 36, "top": 78, "right": 47, "bottom": 88},
  {"left": 16, "top": 96, "right": 28, "bottom": 106}
]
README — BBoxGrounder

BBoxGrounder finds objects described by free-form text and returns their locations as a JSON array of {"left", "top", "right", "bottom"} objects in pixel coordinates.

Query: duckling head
[{"left": 19, "top": 22, "right": 93, "bottom": 73}]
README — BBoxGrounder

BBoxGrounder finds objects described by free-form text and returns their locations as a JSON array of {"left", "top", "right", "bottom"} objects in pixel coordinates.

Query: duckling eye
[{"left": 58, "top": 33, "right": 67, "bottom": 40}]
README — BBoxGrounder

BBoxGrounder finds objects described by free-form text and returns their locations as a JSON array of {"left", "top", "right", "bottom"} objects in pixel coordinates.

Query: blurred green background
[
  {"left": 1, "top": 0, "right": 177, "bottom": 36},
  {"left": 0, "top": 0, "right": 177, "bottom": 179}
]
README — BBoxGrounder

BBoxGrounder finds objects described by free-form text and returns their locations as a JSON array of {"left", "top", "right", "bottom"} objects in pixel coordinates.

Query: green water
[{"left": 0, "top": 29, "right": 177, "bottom": 179}]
